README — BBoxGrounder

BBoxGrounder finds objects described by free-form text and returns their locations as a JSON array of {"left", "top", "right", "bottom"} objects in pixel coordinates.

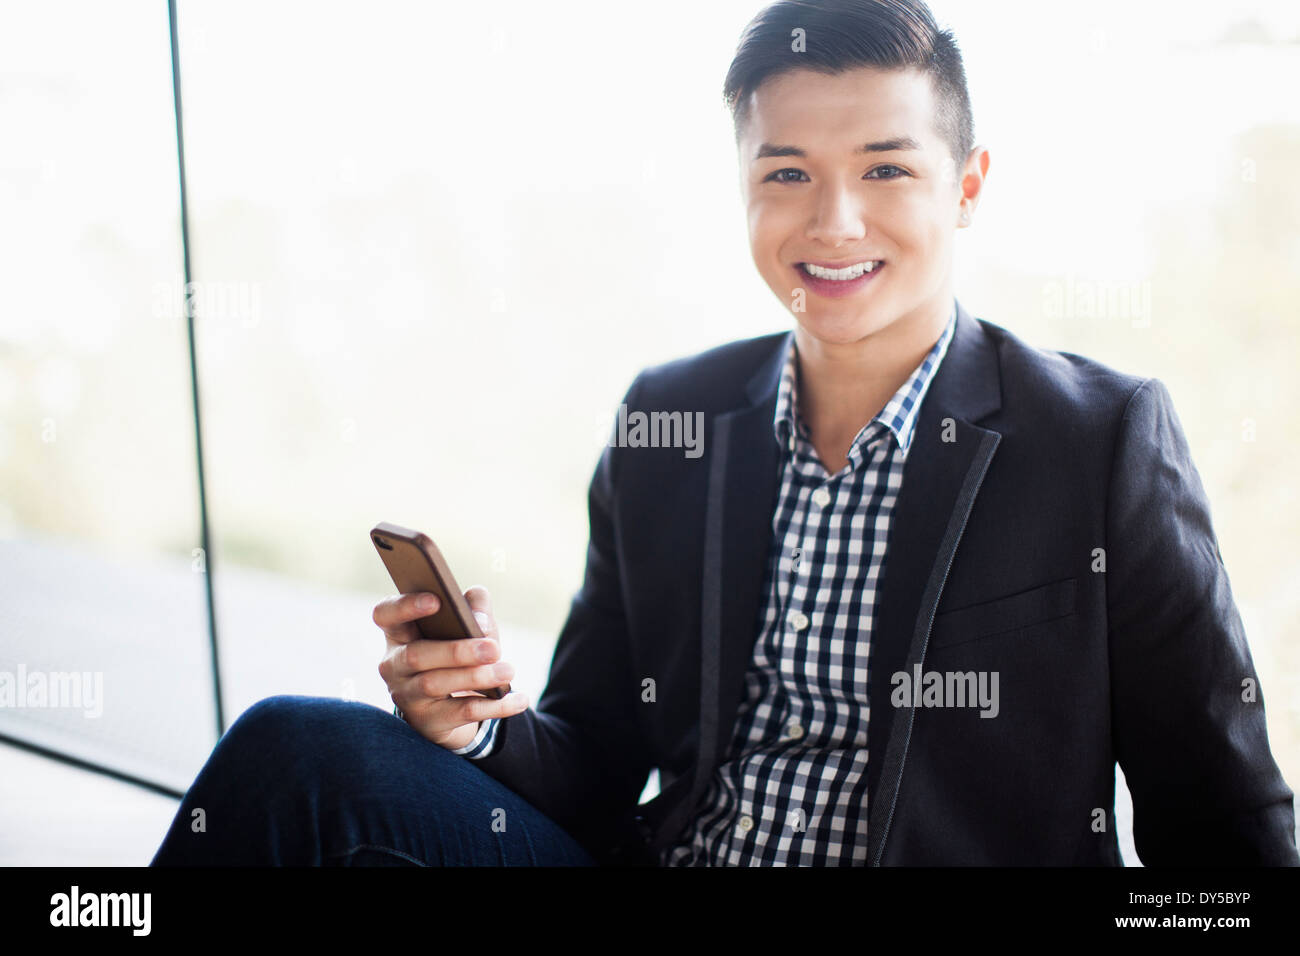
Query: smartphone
[{"left": 370, "top": 521, "right": 509, "bottom": 699}]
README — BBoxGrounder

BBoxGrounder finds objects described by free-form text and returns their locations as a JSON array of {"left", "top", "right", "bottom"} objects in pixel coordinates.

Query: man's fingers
[
  {"left": 427, "top": 690, "right": 530, "bottom": 726},
  {"left": 373, "top": 592, "right": 441, "bottom": 638},
  {"left": 392, "top": 687, "right": 528, "bottom": 729},
  {"left": 413, "top": 660, "right": 515, "bottom": 700},
  {"left": 398, "top": 636, "right": 499, "bottom": 677}
]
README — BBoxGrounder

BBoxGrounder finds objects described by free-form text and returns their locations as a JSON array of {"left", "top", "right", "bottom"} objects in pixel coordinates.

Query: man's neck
[{"left": 792, "top": 297, "right": 952, "bottom": 463}]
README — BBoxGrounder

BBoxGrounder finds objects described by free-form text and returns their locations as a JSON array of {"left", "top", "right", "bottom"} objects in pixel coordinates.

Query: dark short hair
[{"left": 723, "top": 0, "right": 974, "bottom": 176}]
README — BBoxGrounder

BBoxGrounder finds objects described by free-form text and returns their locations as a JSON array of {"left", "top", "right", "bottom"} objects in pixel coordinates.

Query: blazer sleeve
[
  {"left": 466, "top": 376, "right": 654, "bottom": 852},
  {"left": 1106, "top": 377, "right": 1298, "bottom": 865}
]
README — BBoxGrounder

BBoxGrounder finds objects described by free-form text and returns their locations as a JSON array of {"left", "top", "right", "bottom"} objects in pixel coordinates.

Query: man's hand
[{"left": 375, "top": 585, "right": 529, "bottom": 751}]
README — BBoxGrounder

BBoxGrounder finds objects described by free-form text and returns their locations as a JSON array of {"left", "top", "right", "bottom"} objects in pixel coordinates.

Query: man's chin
[{"left": 794, "top": 310, "right": 893, "bottom": 347}]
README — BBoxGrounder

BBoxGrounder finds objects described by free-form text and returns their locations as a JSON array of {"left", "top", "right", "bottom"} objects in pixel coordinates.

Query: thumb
[{"left": 463, "top": 584, "right": 497, "bottom": 639}]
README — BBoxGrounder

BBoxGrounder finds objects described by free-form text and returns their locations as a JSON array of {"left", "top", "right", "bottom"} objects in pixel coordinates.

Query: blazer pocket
[{"left": 928, "top": 577, "right": 1078, "bottom": 649}]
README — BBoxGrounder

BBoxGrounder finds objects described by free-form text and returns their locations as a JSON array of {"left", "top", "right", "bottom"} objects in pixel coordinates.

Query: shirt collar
[{"left": 773, "top": 299, "right": 958, "bottom": 462}]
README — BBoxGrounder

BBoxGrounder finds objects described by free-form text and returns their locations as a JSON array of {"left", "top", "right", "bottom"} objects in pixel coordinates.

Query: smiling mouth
[{"left": 796, "top": 260, "right": 885, "bottom": 281}]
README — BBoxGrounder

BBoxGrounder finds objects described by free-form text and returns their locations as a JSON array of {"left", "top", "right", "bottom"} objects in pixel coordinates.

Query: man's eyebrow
[{"left": 753, "top": 135, "right": 923, "bottom": 161}]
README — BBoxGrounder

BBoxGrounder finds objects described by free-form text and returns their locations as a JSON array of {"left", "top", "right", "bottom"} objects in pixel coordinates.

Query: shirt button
[
  {"left": 737, "top": 815, "right": 754, "bottom": 832},
  {"left": 786, "top": 721, "right": 804, "bottom": 740},
  {"left": 811, "top": 487, "right": 831, "bottom": 508},
  {"left": 787, "top": 610, "right": 809, "bottom": 631}
]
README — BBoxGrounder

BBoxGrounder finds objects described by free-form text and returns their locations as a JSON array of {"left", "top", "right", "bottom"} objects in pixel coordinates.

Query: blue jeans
[{"left": 150, "top": 695, "right": 598, "bottom": 866}]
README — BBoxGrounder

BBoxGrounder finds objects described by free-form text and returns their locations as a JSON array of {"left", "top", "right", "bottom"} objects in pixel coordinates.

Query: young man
[{"left": 153, "top": 0, "right": 1296, "bottom": 867}]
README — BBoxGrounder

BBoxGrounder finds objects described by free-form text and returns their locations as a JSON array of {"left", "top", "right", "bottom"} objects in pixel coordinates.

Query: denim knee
[
  {"left": 219, "top": 694, "right": 464, "bottom": 789},
  {"left": 224, "top": 694, "right": 381, "bottom": 744}
]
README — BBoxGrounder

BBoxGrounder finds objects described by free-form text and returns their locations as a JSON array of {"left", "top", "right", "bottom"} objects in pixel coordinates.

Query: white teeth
[{"left": 801, "top": 260, "right": 880, "bottom": 280}]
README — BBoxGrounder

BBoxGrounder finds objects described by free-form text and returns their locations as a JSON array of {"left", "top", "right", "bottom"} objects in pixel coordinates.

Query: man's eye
[
  {"left": 866, "top": 165, "right": 908, "bottom": 180},
  {"left": 765, "top": 168, "right": 807, "bottom": 184}
]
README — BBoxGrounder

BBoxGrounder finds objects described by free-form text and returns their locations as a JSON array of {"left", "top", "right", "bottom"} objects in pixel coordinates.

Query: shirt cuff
[{"left": 449, "top": 717, "right": 498, "bottom": 759}]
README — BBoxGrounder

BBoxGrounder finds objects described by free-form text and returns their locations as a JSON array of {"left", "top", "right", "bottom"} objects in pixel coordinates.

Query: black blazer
[{"left": 471, "top": 300, "right": 1298, "bottom": 866}]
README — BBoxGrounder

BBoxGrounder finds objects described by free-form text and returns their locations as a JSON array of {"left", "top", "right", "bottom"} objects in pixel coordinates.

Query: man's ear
[{"left": 958, "top": 144, "right": 990, "bottom": 227}]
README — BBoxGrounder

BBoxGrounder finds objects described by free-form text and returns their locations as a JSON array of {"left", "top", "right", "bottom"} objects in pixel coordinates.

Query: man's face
[{"left": 738, "top": 66, "right": 982, "bottom": 347}]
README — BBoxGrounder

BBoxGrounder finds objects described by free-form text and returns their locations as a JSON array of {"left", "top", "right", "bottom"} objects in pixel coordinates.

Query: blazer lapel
[
  {"left": 865, "top": 301, "right": 1002, "bottom": 863},
  {"left": 697, "top": 337, "right": 789, "bottom": 781},
  {"left": 649, "top": 333, "right": 787, "bottom": 854}
]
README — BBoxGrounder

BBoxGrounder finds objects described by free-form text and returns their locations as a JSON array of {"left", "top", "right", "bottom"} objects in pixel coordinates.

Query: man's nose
[{"left": 805, "top": 184, "right": 868, "bottom": 245}]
